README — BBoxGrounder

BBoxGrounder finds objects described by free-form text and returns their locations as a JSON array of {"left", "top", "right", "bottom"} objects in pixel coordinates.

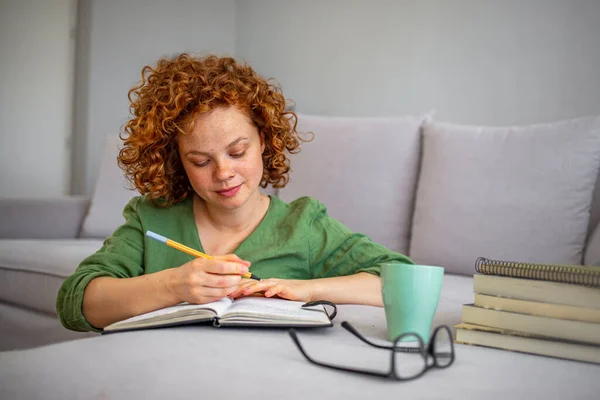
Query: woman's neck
[{"left": 193, "top": 190, "right": 269, "bottom": 234}]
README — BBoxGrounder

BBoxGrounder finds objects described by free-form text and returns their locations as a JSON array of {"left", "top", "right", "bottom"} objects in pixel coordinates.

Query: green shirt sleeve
[
  {"left": 307, "top": 199, "right": 414, "bottom": 279},
  {"left": 56, "top": 197, "right": 146, "bottom": 332}
]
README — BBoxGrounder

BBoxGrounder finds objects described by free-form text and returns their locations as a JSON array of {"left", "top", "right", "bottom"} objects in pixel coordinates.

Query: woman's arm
[
  {"left": 82, "top": 270, "right": 178, "bottom": 329},
  {"left": 56, "top": 197, "right": 252, "bottom": 331},
  {"left": 230, "top": 199, "right": 411, "bottom": 306},
  {"left": 82, "top": 255, "right": 251, "bottom": 329},
  {"left": 309, "top": 272, "right": 382, "bottom": 306},
  {"left": 229, "top": 272, "right": 383, "bottom": 306}
]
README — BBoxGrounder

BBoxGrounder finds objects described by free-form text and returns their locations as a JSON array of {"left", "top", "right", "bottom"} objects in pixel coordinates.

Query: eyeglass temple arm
[
  {"left": 288, "top": 329, "right": 318, "bottom": 362},
  {"left": 341, "top": 321, "right": 395, "bottom": 349},
  {"left": 288, "top": 329, "right": 393, "bottom": 378}
]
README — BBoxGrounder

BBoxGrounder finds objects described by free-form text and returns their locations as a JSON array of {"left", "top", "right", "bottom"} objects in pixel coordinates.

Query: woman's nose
[{"left": 214, "top": 160, "right": 235, "bottom": 181}]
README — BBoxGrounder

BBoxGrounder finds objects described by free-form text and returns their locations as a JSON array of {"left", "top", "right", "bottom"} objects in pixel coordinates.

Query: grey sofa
[{"left": 1, "top": 112, "right": 600, "bottom": 354}]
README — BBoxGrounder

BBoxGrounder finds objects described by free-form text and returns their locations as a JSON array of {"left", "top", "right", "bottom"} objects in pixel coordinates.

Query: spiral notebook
[{"left": 475, "top": 257, "right": 600, "bottom": 288}]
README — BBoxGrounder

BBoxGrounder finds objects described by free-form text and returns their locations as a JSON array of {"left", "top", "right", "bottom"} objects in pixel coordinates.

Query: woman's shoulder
[
  {"left": 269, "top": 195, "right": 353, "bottom": 239},
  {"left": 271, "top": 195, "right": 328, "bottom": 219}
]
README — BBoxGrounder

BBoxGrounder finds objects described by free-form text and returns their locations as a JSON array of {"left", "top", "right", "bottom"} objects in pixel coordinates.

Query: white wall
[
  {"left": 0, "top": 0, "right": 77, "bottom": 198},
  {"left": 7, "top": 0, "right": 598, "bottom": 197},
  {"left": 235, "top": 0, "right": 600, "bottom": 125},
  {"left": 72, "top": 0, "right": 236, "bottom": 195}
]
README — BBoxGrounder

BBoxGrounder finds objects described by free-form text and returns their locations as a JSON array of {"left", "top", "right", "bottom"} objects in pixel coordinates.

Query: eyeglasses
[{"left": 289, "top": 321, "right": 455, "bottom": 380}]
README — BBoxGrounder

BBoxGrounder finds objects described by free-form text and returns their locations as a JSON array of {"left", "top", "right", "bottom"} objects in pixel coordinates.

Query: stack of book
[{"left": 455, "top": 257, "right": 600, "bottom": 364}]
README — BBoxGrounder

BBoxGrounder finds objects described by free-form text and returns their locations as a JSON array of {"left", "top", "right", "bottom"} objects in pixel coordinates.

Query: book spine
[
  {"left": 473, "top": 275, "right": 600, "bottom": 309},
  {"left": 473, "top": 293, "right": 600, "bottom": 323},
  {"left": 462, "top": 305, "right": 600, "bottom": 345},
  {"left": 455, "top": 327, "right": 600, "bottom": 364}
]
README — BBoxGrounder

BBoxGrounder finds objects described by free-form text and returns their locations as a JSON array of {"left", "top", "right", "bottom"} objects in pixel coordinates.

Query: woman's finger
[
  {"left": 202, "top": 259, "right": 249, "bottom": 276},
  {"left": 216, "top": 254, "right": 251, "bottom": 267},
  {"left": 227, "top": 280, "right": 255, "bottom": 298},
  {"left": 264, "top": 284, "right": 284, "bottom": 297},
  {"left": 201, "top": 271, "right": 242, "bottom": 288},
  {"left": 187, "top": 285, "right": 237, "bottom": 301},
  {"left": 242, "top": 279, "right": 278, "bottom": 295}
]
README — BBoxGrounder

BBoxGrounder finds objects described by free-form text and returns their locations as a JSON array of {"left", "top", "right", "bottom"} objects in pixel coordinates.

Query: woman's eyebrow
[
  {"left": 185, "top": 137, "right": 249, "bottom": 156},
  {"left": 227, "top": 137, "right": 249, "bottom": 148}
]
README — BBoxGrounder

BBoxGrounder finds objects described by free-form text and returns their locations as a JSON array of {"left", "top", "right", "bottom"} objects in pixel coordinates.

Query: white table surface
[{"left": 1, "top": 275, "right": 599, "bottom": 400}]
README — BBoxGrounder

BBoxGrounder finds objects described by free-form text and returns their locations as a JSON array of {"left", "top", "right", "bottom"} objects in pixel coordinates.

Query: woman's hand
[
  {"left": 167, "top": 254, "right": 251, "bottom": 304},
  {"left": 228, "top": 278, "right": 315, "bottom": 303}
]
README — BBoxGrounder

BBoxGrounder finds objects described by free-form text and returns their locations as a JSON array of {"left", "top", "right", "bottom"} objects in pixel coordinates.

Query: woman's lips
[{"left": 216, "top": 184, "right": 242, "bottom": 197}]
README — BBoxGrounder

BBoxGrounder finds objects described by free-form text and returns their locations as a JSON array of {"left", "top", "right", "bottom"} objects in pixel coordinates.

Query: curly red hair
[{"left": 118, "top": 53, "right": 310, "bottom": 206}]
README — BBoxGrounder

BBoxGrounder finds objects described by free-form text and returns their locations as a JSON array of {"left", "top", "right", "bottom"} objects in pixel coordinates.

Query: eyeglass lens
[
  {"left": 392, "top": 333, "right": 427, "bottom": 378},
  {"left": 432, "top": 327, "right": 453, "bottom": 368}
]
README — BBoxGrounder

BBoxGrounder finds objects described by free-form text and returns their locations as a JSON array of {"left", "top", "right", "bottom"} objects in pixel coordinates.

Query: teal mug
[{"left": 380, "top": 263, "right": 444, "bottom": 344}]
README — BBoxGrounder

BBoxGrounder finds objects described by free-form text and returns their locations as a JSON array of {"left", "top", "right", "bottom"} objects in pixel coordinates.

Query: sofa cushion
[
  {"left": 589, "top": 167, "right": 600, "bottom": 235},
  {"left": 278, "top": 113, "right": 425, "bottom": 255},
  {"left": 0, "top": 196, "right": 90, "bottom": 239},
  {"left": 0, "top": 239, "right": 104, "bottom": 314},
  {"left": 410, "top": 115, "right": 600, "bottom": 275},
  {"left": 79, "top": 135, "right": 138, "bottom": 238},
  {"left": 0, "top": 302, "right": 98, "bottom": 351},
  {"left": 584, "top": 222, "right": 600, "bottom": 266}
]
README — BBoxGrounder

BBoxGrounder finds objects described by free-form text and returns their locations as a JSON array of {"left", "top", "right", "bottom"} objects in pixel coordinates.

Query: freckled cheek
[
  {"left": 243, "top": 155, "right": 265, "bottom": 180},
  {"left": 185, "top": 170, "right": 213, "bottom": 191}
]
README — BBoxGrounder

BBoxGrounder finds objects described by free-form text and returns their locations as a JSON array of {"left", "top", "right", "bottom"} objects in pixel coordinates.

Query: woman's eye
[
  {"left": 231, "top": 151, "right": 246, "bottom": 158},
  {"left": 193, "top": 160, "right": 210, "bottom": 167}
]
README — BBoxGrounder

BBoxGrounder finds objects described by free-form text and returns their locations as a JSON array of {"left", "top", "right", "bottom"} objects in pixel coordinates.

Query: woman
[{"left": 57, "top": 53, "right": 413, "bottom": 332}]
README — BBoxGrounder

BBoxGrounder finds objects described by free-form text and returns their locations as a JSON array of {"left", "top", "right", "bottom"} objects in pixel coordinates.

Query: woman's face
[{"left": 178, "top": 105, "right": 265, "bottom": 210}]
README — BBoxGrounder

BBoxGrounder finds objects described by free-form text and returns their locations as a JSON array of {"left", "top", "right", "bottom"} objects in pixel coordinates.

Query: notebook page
[
  {"left": 222, "top": 297, "right": 326, "bottom": 321},
  {"left": 112, "top": 297, "right": 233, "bottom": 325}
]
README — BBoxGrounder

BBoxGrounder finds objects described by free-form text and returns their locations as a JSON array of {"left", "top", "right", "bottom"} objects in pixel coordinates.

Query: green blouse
[{"left": 56, "top": 195, "right": 413, "bottom": 332}]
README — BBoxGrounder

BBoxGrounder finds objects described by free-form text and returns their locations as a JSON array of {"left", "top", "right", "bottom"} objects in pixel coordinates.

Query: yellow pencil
[{"left": 146, "top": 230, "right": 261, "bottom": 281}]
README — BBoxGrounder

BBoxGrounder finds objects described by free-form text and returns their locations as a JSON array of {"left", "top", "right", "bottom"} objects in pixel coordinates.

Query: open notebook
[{"left": 103, "top": 297, "right": 334, "bottom": 333}]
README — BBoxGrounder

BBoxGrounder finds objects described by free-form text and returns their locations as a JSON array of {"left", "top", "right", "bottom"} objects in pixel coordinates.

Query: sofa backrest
[
  {"left": 80, "top": 114, "right": 600, "bottom": 274},
  {"left": 278, "top": 113, "right": 426, "bottom": 255},
  {"left": 409, "top": 116, "right": 600, "bottom": 274},
  {"left": 79, "top": 135, "right": 138, "bottom": 238},
  {"left": 590, "top": 169, "right": 600, "bottom": 235}
]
